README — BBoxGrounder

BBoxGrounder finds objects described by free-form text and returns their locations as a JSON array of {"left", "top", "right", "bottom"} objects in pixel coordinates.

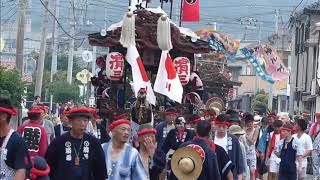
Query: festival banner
[
  {"left": 241, "top": 44, "right": 289, "bottom": 82},
  {"left": 259, "top": 44, "right": 289, "bottom": 81},
  {"left": 181, "top": 0, "right": 200, "bottom": 22},
  {"left": 154, "top": 51, "right": 183, "bottom": 103},
  {"left": 240, "top": 47, "right": 275, "bottom": 84},
  {"left": 196, "top": 29, "right": 240, "bottom": 60},
  {"left": 126, "top": 46, "right": 156, "bottom": 105}
]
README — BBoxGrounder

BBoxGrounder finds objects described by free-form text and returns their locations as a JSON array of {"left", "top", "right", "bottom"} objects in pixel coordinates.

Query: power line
[
  {"left": 291, "top": 0, "right": 305, "bottom": 15},
  {"left": 2, "top": 10, "right": 17, "bottom": 25},
  {"left": 39, "top": 0, "right": 84, "bottom": 41}
]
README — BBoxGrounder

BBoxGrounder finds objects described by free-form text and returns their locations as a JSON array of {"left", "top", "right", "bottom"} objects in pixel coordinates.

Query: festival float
[{"left": 88, "top": 7, "right": 243, "bottom": 126}]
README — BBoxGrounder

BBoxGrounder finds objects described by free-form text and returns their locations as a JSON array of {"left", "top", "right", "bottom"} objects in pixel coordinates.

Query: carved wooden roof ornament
[{"left": 88, "top": 9, "right": 213, "bottom": 54}]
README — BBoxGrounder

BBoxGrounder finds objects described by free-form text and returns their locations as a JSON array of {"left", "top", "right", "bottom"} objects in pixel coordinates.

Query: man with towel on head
[{"left": 102, "top": 119, "right": 148, "bottom": 180}]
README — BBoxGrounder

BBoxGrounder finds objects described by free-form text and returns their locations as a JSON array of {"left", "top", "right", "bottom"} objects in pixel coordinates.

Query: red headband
[
  {"left": 282, "top": 127, "right": 293, "bottom": 132},
  {"left": 214, "top": 121, "right": 231, "bottom": 126},
  {"left": 139, "top": 88, "right": 147, "bottom": 93},
  {"left": 28, "top": 106, "right": 43, "bottom": 114},
  {"left": 191, "top": 117, "right": 202, "bottom": 124},
  {"left": 165, "top": 112, "right": 178, "bottom": 116},
  {"left": 36, "top": 104, "right": 47, "bottom": 111},
  {"left": 137, "top": 129, "right": 157, "bottom": 136},
  {"left": 114, "top": 113, "right": 128, "bottom": 120},
  {"left": 109, "top": 119, "right": 131, "bottom": 131},
  {"left": 30, "top": 164, "right": 50, "bottom": 180},
  {"left": 0, "top": 107, "right": 17, "bottom": 116},
  {"left": 64, "top": 107, "right": 96, "bottom": 115},
  {"left": 268, "top": 114, "right": 277, "bottom": 118}
]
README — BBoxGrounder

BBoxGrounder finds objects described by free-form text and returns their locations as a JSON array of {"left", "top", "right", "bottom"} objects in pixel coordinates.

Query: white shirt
[
  {"left": 270, "top": 132, "right": 281, "bottom": 162},
  {"left": 215, "top": 133, "right": 228, "bottom": 152},
  {"left": 275, "top": 137, "right": 304, "bottom": 158},
  {"left": 293, "top": 133, "right": 313, "bottom": 167}
]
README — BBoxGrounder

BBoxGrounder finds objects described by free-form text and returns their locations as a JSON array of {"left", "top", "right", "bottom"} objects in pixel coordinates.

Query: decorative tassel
[
  {"left": 120, "top": 11, "right": 136, "bottom": 47},
  {"left": 157, "top": 15, "right": 173, "bottom": 51}
]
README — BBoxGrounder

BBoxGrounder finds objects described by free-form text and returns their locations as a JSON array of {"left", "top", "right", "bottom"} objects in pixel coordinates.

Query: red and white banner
[
  {"left": 154, "top": 51, "right": 183, "bottom": 103},
  {"left": 181, "top": 0, "right": 200, "bottom": 22},
  {"left": 173, "top": 57, "right": 190, "bottom": 85},
  {"left": 126, "top": 46, "right": 156, "bottom": 105},
  {"left": 105, "top": 52, "right": 124, "bottom": 81}
]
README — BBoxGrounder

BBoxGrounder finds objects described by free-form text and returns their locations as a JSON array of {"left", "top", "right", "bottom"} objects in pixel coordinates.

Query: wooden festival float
[{"left": 88, "top": 8, "right": 240, "bottom": 124}]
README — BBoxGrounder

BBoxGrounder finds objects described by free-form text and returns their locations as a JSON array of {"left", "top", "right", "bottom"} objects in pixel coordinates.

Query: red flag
[{"left": 181, "top": 0, "right": 200, "bottom": 22}]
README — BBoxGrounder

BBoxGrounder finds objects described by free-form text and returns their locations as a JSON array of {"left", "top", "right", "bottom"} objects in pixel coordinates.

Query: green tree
[
  {"left": 26, "top": 71, "right": 68, "bottom": 101},
  {"left": 0, "top": 67, "right": 26, "bottom": 106},
  {"left": 26, "top": 52, "right": 83, "bottom": 101},
  {"left": 44, "top": 52, "right": 82, "bottom": 76},
  {"left": 252, "top": 90, "right": 268, "bottom": 114},
  {"left": 48, "top": 81, "right": 80, "bottom": 103}
]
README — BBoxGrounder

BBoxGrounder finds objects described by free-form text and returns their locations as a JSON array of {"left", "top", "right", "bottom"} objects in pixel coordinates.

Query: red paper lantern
[
  {"left": 173, "top": 57, "right": 190, "bottom": 85},
  {"left": 105, "top": 52, "right": 124, "bottom": 81}
]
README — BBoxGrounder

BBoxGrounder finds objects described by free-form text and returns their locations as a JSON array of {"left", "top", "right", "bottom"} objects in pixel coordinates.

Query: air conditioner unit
[{"left": 311, "top": 79, "right": 316, "bottom": 95}]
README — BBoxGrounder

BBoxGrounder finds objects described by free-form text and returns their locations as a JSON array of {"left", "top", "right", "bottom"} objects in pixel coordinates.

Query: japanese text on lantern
[
  {"left": 173, "top": 57, "right": 190, "bottom": 85},
  {"left": 106, "top": 52, "right": 124, "bottom": 81}
]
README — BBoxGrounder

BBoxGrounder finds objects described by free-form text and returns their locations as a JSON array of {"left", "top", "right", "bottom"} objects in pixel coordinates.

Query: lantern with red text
[
  {"left": 173, "top": 57, "right": 190, "bottom": 85},
  {"left": 105, "top": 52, "right": 124, "bottom": 81}
]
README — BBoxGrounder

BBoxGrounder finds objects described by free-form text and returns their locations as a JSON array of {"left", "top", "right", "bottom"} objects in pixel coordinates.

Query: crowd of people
[{"left": 0, "top": 95, "right": 320, "bottom": 180}]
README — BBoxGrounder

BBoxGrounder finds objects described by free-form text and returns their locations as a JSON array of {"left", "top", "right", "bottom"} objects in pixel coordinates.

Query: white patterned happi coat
[
  {"left": 312, "top": 133, "right": 320, "bottom": 175},
  {"left": 0, "top": 130, "right": 15, "bottom": 180}
]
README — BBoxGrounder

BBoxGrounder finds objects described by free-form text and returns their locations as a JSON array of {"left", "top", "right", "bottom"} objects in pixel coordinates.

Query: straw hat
[
  {"left": 228, "top": 125, "right": 245, "bottom": 135},
  {"left": 254, "top": 115, "right": 262, "bottom": 125},
  {"left": 171, "top": 146, "right": 203, "bottom": 180}
]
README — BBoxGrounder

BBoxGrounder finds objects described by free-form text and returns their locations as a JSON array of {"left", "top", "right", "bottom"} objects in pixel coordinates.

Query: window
[
  {"left": 283, "top": 59, "right": 288, "bottom": 67},
  {"left": 295, "top": 27, "right": 299, "bottom": 55},
  {"left": 301, "top": 24, "right": 305, "bottom": 53},
  {"left": 313, "top": 46, "right": 317, "bottom": 80}
]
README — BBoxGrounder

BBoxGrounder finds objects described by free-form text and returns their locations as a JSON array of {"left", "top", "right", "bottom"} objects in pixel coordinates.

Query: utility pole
[
  {"left": 50, "top": 0, "right": 60, "bottom": 114},
  {"left": 0, "top": 0, "right": 2, "bottom": 64},
  {"left": 51, "top": 0, "right": 60, "bottom": 82},
  {"left": 275, "top": 9, "right": 279, "bottom": 34},
  {"left": 267, "top": 9, "right": 280, "bottom": 112},
  {"left": 67, "top": 0, "right": 75, "bottom": 84},
  {"left": 34, "top": 0, "right": 49, "bottom": 97},
  {"left": 16, "top": 0, "right": 27, "bottom": 74},
  {"left": 91, "top": 46, "right": 96, "bottom": 98}
]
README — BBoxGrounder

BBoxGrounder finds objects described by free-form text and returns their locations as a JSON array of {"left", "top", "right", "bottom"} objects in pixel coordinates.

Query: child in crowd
[
  {"left": 274, "top": 122, "right": 303, "bottom": 180},
  {"left": 228, "top": 125, "right": 249, "bottom": 180},
  {"left": 266, "top": 120, "right": 284, "bottom": 180},
  {"left": 243, "top": 114, "right": 259, "bottom": 180}
]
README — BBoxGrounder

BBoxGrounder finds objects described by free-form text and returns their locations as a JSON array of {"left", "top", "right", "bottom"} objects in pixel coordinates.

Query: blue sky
[{"left": 4, "top": 0, "right": 318, "bottom": 40}]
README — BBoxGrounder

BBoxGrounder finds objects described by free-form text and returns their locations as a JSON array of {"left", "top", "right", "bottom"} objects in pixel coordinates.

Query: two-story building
[{"left": 289, "top": 2, "right": 320, "bottom": 121}]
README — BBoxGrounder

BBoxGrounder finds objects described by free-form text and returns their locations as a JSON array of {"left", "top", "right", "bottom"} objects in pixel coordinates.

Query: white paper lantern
[
  {"left": 105, "top": 52, "right": 124, "bottom": 81},
  {"left": 173, "top": 57, "right": 191, "bottom": 85}
]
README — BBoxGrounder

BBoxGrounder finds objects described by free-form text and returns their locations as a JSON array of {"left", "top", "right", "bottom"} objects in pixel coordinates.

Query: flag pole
[
  {"left": 179, "top": 0, "right": 183, "bottom": 27},
  {"left": 123, "top": 61, "right": 128, "bottom": 109}
]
